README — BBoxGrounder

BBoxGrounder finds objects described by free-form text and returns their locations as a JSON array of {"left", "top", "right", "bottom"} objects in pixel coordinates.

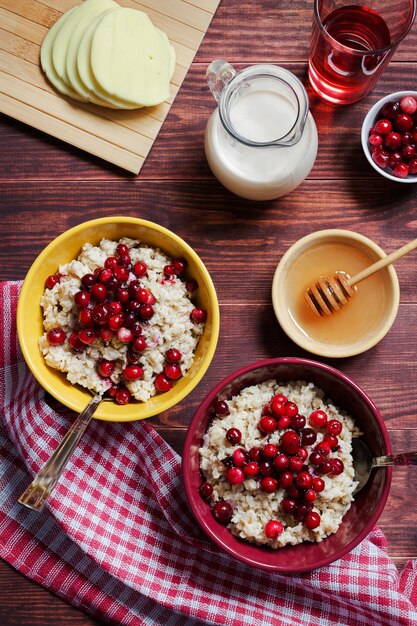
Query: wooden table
[{"left": 2, "top": 1, "right": 417, "bottom": 624}]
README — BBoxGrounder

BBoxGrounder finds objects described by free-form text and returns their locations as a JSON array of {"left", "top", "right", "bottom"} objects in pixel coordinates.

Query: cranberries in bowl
[
  {"left": 362, "top": 91, "right": 417, "bottom": 182},
  {"left": 17, "top": 217, "right": 219, "bottom": 422},
  {"left": 182, "top": 358, "right": 392, "bottom": 572}
]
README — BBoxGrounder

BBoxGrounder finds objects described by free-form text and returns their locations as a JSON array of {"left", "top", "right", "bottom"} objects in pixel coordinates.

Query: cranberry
[
  {"left": 104, "top": 256, "right": 118, "bottom": 270},
  {"left": 270, "top": 397, "right": 287, "bottom": 417},
  {"left": 139, "top": 304, "right": 154, "bottom": 320},
  {"left": 248, "top": 446, "right": 262, "bottom": 462},
  {"left": 403, "top": 144, "right": 416, "bottom": 160},
  {"left": 198, "top": 482, "right": 213, "bottom": 502},
  {"left": 164, "top": 364, "right": 182, "bottom": 380},
  {"left": 309, "top": 409, "right": 328, "bottom": 429},
  {"left": 315, "top": 441, "right": 331, "bottom": 457},
  {"left": 117, "top": 327, "right": 133, "bottom": 343},
  {"left": 243, "top": 461, "right": 259, "bottom": 477},
  {"left": 393, "top": 162, "right": 410, "bottom": 177},
  {"left": 116, "top": 287, "right": 129, "bottom": 303},
  {"left": 261, "top": 476, "right": 277, "bottom": 493},
  {"left": 312, "top": 477, "right": 325, "bottom": 492},
  {"left": 131, "top": 323, "right": 143, "bottom": 336},
  {"left": 165, "top": 348, "right": 181, "bottom": 363},
  {"left": 45, "top": 274, "right": 61, "bottom": 289},
  {"left": 232, "top": 448, "right": 249, "bottom": 467},
  {"left": 325, "top": 420, "right": 342, "bottom": 436},
  {"left": 287, "top": 485, "right": 302, "bottom": 500},
  {"left": 409, "top": 157, "right": 417, "bottom": 174},
  {"left": 369, "top": 133, "right": 383, "bottom": 146},
  {"left": 295, "top": 471, "right": 313, "bottom": 490},
  {"left": 186, "top": 279, "right": 198, "bottom": 293},
  {"left": 389, "top": 151, "right": 403, "bottom": 167},
  {"left": 68, "top": 332, "right": 86, "bottom": 352},
  {"left": 323, "top": 434, "right": 339, "bottom": 449},
  {"left": 226, "top": 428, "right": 242, "bottom": 445},
  {"left": 126, "top": 348, "right": 141, "bottom": 364},
  {"left": 109, "top": 301, "right": 123, "bottom": 315},
  {"left": 264, "top": 520, "right": 283, "bottom": 539},
  {"left": 163, "top": 264, "right": 175, "bottom": 277},
  {"left": 97, "top": 328, "right": 113, "bottom": 343},
  {"left": 106, "top": 385, "right": 118, "bottom": 399},
  {"left": 294, "top": 502, "right": 313, "bottom": 521},
  {"left": 128, "top": 282, "right": 141, "bottom": 299},
  {"left": 123, "top": 365, "right": 144, "bottom": 381},
  {"left": 109, "top": 314, "right": 124, "bottom": 331},
  {"left": 212, "top": 501, "right": 233, "bottom": 524},
  {"left": 262, "top": 443, "right": 279, "bottom": 459},
  {"left": 116, "top": 243, "right": 129, "bottom": 257},
  {"left": 113, "top": 265, "right": 129, "bottom": 282},
  {"left": 284, "top": 401, "right": 298, "bottom": 418},
  {"left": 98, "top": 268, "right": 113, "bottom": 284},
  {"left": 214, "top": 400, "right": 230, "bottom": 416},
  {"left": 47, "top": 327, "right": 66, "bottom": 346},
  {"left": 277, "top": 416, "right": 292, "bottom": 430},
  {"left": 78, "top": 329, "right": 96, "bottom": 345},
  {"left": 123, "top": 312, "right": 138, "bottom": 328},
  {"left": 384, "top": 131, "right": 402, "bottom": 150},
  {"left": 304, "top": 511, "right": 321, "bottom": 530},
  {"left": 280, "top": 430, "right": 300, "bottom": 455},
  {"left": 173, "top": 258, "right": 187, "bottom": 275},
  {"left": 395, "top": 113, "right": 413, "bottom": 132},
  {"left": 221, "top": 456, "right": 233, "bottom": 468},
  {"left": 318, "top": 460, "right": 333, "bottom": 474},
  {"left": 190, "top": 308, "right": 207, "bottom": 323},
  {"left": 381, "top": 100, "right": 400, "bottom": 119},
  {"left": 115, "top": 387, "right": 131, "bottom": 405},
  {"left": 309, "top": 451, "right": 324, "bottom": 466},
  {"left": 127, "top": 301, "right": 141, "bottom": 314},
  {"left": 258, "top": 415, "right": 277, "bottom": 434},
  {"left": 97, "top": 359, "right": 115, "bottom": 378},
  {"left": 132, "top": 336, "right": 147, "bottom": 352},
  {"left": 374, "top": 119, "right": 392, "bottom": 135},
  {"left": 288, "top": 456, "right": 304, "bottom": 473},
  {"left": 282, "top": 497, "right": 297, "bottom": 514},
  {"left": 259, "top": 460, "right": 274, "bottom": 477},
  {"left": 402, "top": 131, "right": 414, "bottom": 145},
  {"left": 401, "top": 95, "right": 417, "bottom": 114},
  {"left": 273, "top": 453, "right": 289, "bottom": 472},
  {"left": 91, "top": 283, "right": 107, "bottom": 302},
  {"left": 118, "top": 254, "right": 131, "bottom": 267},
  {"left": 74, "top": 290, "right": 90, "bottom": 308},
  {"left": 296, "top": 446, "right": 308, "bottom": 461},
  {"left": 304, "top": 489, "right": 316, "bottom": 503},
  {"left": 291, "top": 413, "right": 306, "bottom": 429},
  {"left": 372, "top": 146, "right": 390, "bottom": 168},
  {"left": 226, "top": 467, "right": 245, "bottom": 485},
  {"left": 81, "top": 273, "right": 96, "bottom": 289},
  {"left": 300, "top": 428, "right": 317, "bottom": 447},
  {"left": 278, "top": 470, "right": 293, "bottom": 489},
  {"left": 154, "top": 373, "right": 173, "bottom": 392},
  {"left": 133, "top": 261, "right": 147, "bottom": 277},
  {"left": 330, "top": 458, "right": 345, "bottom": 475}
]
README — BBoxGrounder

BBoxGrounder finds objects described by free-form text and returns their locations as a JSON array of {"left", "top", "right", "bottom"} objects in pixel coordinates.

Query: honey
[{"left": 285, "top": 241, "right": 390, "bottom": 346}]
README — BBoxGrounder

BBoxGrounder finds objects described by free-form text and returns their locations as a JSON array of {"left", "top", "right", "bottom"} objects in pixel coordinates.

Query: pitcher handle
[{"left": 206, "top": 60, "right": 236, "bottom": 102}]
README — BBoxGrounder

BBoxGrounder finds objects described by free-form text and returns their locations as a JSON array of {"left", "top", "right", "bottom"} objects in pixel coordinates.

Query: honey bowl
[{"left": 272, "top": 230, "right": 400, "bottom": 358}]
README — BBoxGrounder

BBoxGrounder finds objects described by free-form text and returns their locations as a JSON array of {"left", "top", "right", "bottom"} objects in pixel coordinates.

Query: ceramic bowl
[
  {"left": 272, "top": 229, "right": 400, "bottom": 358},
  {"left": 361, "top": 90, "right": 417, "bottom": 182},
  {"left": 17, "top": 216, "right": 220, "bottom": 421},
  {"left": 182, "top": 357, "right": 392, "bottom": 572}
]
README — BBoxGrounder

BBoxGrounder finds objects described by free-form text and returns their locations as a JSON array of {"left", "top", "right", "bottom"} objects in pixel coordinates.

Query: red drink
[{"left": 309, "top": 5, "right": 392, "bottom": 104}]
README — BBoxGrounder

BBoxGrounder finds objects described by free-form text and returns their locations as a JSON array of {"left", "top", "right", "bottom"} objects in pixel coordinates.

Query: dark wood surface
[{"left": 2, "top": 1, "right": 417, "bottom": 624}]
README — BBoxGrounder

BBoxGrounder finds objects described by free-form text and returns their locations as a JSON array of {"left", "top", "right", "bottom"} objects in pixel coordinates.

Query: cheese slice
[{"left": 90, "top": 8, "right": 174, "bottom": 107}]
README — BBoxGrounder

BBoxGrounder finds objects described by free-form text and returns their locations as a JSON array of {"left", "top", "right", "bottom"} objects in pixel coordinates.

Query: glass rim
[{"left": 313, "top": 0, "right": 417, "bottom": 56}]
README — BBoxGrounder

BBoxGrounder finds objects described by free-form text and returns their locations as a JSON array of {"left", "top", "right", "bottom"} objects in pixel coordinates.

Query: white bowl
[{"left": 361, "top": 90, "right": 417, "bottom": 183}]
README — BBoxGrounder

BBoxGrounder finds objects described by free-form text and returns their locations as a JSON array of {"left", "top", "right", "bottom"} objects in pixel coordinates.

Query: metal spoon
[
  {"left": 352, "top": 438, "right": 417, "bottom": 495},
  {"left": 18, "top": 393, "right": 105, "bottom": 512}
]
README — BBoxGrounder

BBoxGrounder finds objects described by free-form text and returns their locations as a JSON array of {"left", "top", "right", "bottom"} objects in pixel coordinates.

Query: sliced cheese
[
  {"left": 90, "top": 8, "right": 173, "bottom": 107},
  {"left": 40, "top": 6, "right": 85, "bottom": 101}
]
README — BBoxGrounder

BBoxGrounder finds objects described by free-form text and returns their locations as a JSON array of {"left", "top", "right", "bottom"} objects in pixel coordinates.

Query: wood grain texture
[{"left": 1, "top": 0, "right": 417, "bottom": 624}]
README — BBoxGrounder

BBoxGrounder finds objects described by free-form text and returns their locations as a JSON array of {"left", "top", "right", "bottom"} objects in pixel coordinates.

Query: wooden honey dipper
[{"left": 305, "top": 237, "right": 417, "bottom": 318}]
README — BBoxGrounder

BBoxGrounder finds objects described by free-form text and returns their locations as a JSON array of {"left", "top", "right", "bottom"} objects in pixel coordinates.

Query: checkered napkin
[{"left": 1, "top": 281, "right": 417, "bottom": 626}]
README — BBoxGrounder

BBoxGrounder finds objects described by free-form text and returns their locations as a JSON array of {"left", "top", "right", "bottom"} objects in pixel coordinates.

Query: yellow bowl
[
  {"left": 272, "top": 229, "right": 400, "bottom": 358},
  {"left": 17, "top": 216, "right": 220, "bottom": 421}
]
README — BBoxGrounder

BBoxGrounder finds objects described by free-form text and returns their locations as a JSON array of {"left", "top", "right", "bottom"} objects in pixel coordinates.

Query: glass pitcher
[{"left": 204, "top": 61, "right": 318, "bottom": 201}]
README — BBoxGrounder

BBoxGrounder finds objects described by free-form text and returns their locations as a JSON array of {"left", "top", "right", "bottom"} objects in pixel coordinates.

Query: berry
[
  {"left": 132, "top": 336, "right": 147, "bottom": 352},
  {"left": 116, "top": 243, "right": 129, "bottom": 257},
  {"left": 265, "top": 520, "right": 283, "bottom": 539},
  {"left": 163, "top": 264, "right": 175, "bottom": 277},
  {"left": 381, "top": 100, "right": 400, "bottom": 119},
  {"left": 115, "top": 386, "right": 131, "bottom": 405},
  {"left": 312, "top": 477, "right": 325, "bottom": 492},
  {"left": 109, "top": 314, "right": 124, "bottom": 331},
  {"left": 116, "top": 287, "right": 129, "bottom": 304},
  {"left": 278, "top": 470, "right": 293, "bottom": 489},
  {"left": 45, "top": 273, "right": 61, "bottom": 289},
  {"left": 277, "top": 416, "right": 291, "bottom": 430},
  {"left": 325, "top": 419, "right": 343, "bottom": 436},
  {"left": 198, "top": 482, "right": 213, "bottom": 502},
  {"left": 258, "top": 415, "right": 277, "bottom": 434},
  {"left": 226, "top": 428, "right": 242, "bottom": 445},
  {"left": 260, "top": 476, "right": 277, "bottom": 493},
  {"left": 117, "top": 327, "right": 133, "bottom": 343},
  {"left": 259, "top": 460, "right": 274, "bottom": 477},
  {"left": 97, "top": 359, "right": 115, "bottom": 378},
  {"left": 165, "top": 348, "right": 182, "bottom": 363},
  {"left": 288, "top": 456, "right": 304, "bottom": 473},
  {"left": 315, "top": 441, "right": 331, "bottom": 457},
  {"left": 78, "top": 329, "right": 96, "bottom": 345},
  {"left": 109, "top": 301, "right": 123, "bottom": 315},
  {"left": 113, "top": 265, "right": 129, "bottom": 282},
  {"left": 384, "top": 131, "right": 402, "bottom": 150},
  {"left": 300, "top": 428, "right": 317, "bottom": 446},
  {"left": 273, "top": 453, "right": 289, "bottom": 472},
  {"left": 47, "top": 327, "right": 66, "bottom": 346},
  {"left": 248, "top": 446, "right": 262, "bottom": 462},
  {"left": 123, "top": 365, "right": 144, "bottom": 381},
  {"left": 369, "top": 133, "right": 382, "bottom": 146},
  {"left": 304, "top": 511, "right": 321, "bottom": 530},
  {"left": 304, "top": 489, "right": 316, "bottom": 503},
  {"left": 81, "top": 273, "right": 96, "bottom": 289},
  {"left": 309, "top": 409, "right": 328, "bottom": 428},
  {"left": 104, "top": 256, "right": 118, "bottom": 270},
  {"left": 309, "top": 451, "right": 324, "bottom": 466},
  {"left": 296, "top": 446, "right": 308, "bottom": 461},
  {"left": 226, "top": 467, "right": 245, "bottom": 485},
  {"left": 374, "top": 119, "right": 392, "bottom": 135},
  {"left": 330, "top": 458, "right": 345, "bottom": 475},
  {"left": 154, "top": 373, "right": 173, "bottom": 392},
  {"left": 164, "top": 363, "right": 182, "bottom": 380},
  {"left": 269, "top": 397, "right": 287, "bottom": 417},
  {"left": 318, "top": 460, "right": 333, "bottom": 475},
  {"left": 186, "top": 280, "right": 198, "bottom": 293},
  {"left": 400, "top": 95, "right": 417, "bottom": 114},
  {"left": 133, "top": 261, "right": 147, "bottom": 277},
  {"left": 190, "top": 308, "right": 207, "bottom": 323},
  {"left": 91, "top": 283, "right": 107, "bottom": 302},
  {"left": 280, "top": 430, "right": 300, "bottom": 455},
  {"left": 74, "top": 290, "right": 90, "bottom": 308},
  {"left": 393, "top": 162, "right": 409, "bottom": 178},
  {"left": 243, "top": 461, "right": 259, "bottom": 477},
  {"left": 282, "top": 497, "right": 297, "bottom": 514},
  {"left": 78, "top": 308, "right": 94, "bottom": 327},
  {"left": 212, "top": 501, "right": 233, "bottom": 524},
  {"left": 214, "top": 400, "right": 230, "bottom": 416},
  {"left": 395, "top": 113, "right": 413, "bottom": 132},
  {"left": 284, "top": 401, "right": 298, "bottom": 417},
  {"left": 295, "top": 471, "right": 313, "bottom": 490},
  {"left": 139, "top": 304, "right": 154, "bottom": 320},
  {"left": 262, "top": 443, "right": 279, "bottom": 459},
  {"left": 291, "top": 413, "right": 306, "bottom": 430},
  {"left": 173, "top": 258, "right": 187, "bottom": 275},
  {"left": 409, "top": 157, "right": 417, "bottom": 174},
  {"left": 372, "top": 146, "right": 390, "bottom": 168},
  {"left": 98, "top": 268, "right": 113, "bottom": 284},
  {"left": 232, "top": 448, "right": 249, "bottom": 467}
]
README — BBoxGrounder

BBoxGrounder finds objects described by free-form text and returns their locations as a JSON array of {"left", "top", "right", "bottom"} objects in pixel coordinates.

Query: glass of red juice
[{"left": 309, "top": 0, "right": 416, "bottom": 105}]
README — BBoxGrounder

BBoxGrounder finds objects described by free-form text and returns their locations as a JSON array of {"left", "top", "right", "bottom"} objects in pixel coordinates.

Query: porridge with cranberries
[
  {"left": 39, "top": 238, "right": 206, "bottom": 405},
  {"left": 199, "top": 380, "right": 359, "bottom": 547}
]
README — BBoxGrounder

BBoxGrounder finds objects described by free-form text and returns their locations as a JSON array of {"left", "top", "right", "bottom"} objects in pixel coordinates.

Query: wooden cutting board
[{"left": 0, "top": 0, "right": 220, "bottom": 173}]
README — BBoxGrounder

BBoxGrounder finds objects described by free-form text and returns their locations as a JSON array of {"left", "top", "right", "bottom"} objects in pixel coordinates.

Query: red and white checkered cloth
[{"left": 1, "top": 281, "right": 417, "bottom": 626}]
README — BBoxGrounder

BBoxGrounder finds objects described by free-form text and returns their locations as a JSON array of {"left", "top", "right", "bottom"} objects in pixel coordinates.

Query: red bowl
[{"left": 182, "top": 357, "right": 392, "bottom": 572}]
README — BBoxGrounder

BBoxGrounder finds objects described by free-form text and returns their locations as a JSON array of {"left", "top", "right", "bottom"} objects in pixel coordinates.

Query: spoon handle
[
  {"left": 18, "top": 393, "right": 103, "bottom": 512},
  {"left": 348, "top": 237, "right": 417, "bottom": 287},
  {"left": 374, "top": 451, "right": 417, "bottom": 467}
]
